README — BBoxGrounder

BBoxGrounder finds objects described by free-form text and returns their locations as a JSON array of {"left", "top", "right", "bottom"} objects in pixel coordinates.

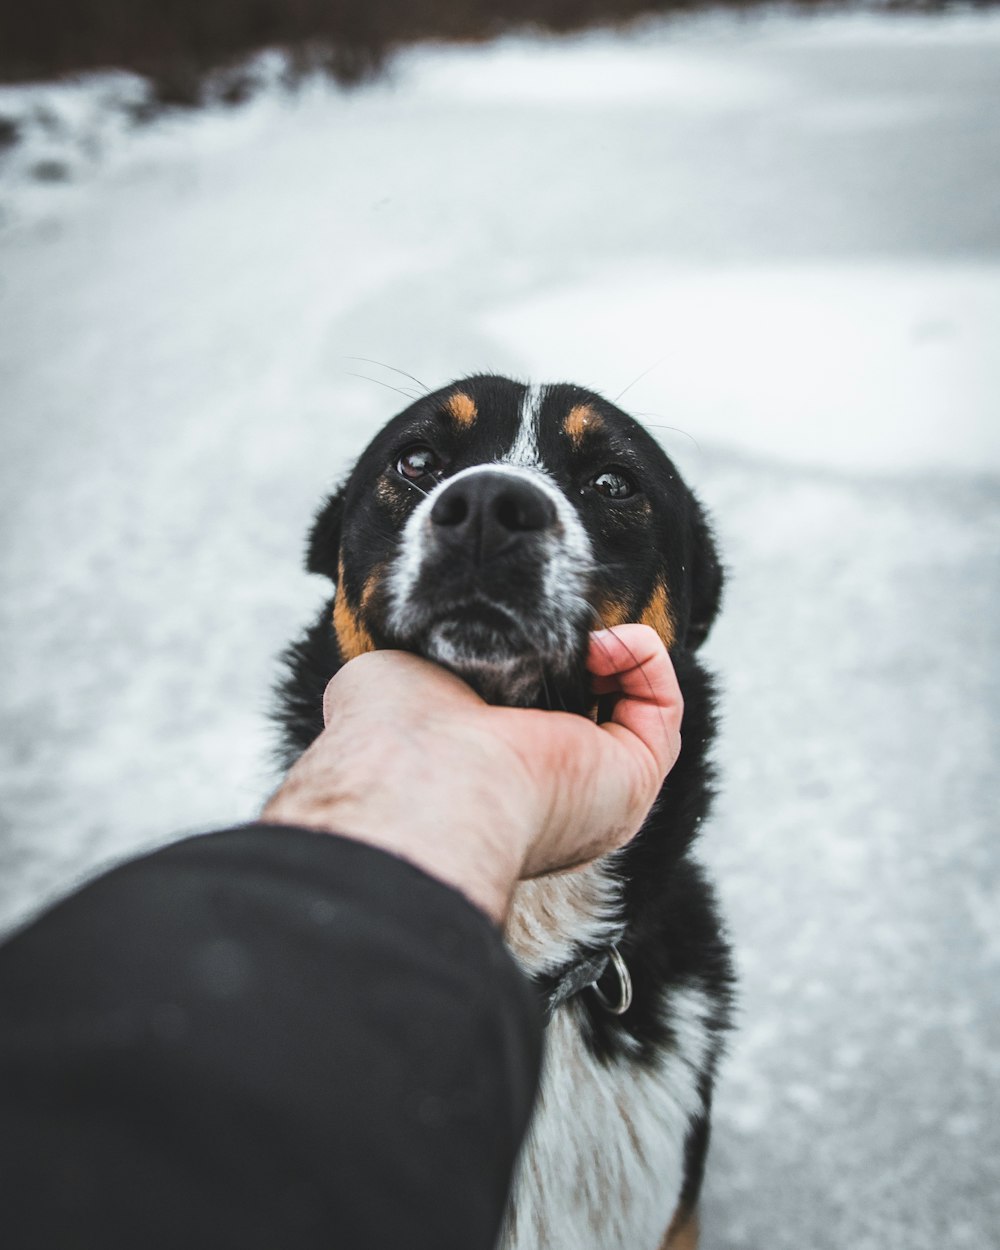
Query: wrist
[{"left": 262, "top": 787, "right": 528, "bottom": 926}]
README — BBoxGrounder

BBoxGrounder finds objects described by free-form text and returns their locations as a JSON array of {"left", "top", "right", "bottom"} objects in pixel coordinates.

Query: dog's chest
[
  {"left": 500, "top": 996, "right": 711, "bottom": 1250},
  {"left": 501, "top": 869, "right": 713, "bottom": 1250}
]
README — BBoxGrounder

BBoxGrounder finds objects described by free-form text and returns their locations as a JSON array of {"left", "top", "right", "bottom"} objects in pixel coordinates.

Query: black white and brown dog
[{"left": 275, "top": 374, "right": 733, "bottom": 1250}]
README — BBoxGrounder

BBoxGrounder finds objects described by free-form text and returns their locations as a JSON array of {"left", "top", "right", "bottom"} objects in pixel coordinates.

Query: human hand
[{"left": 262, "top": 624, "right": 683, "bottom": 924}]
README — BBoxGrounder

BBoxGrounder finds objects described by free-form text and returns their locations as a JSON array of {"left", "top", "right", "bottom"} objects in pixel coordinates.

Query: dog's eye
[
  {"left": 591, "top": 469, "right": 636, "bottom": 500},
  {"left": 396, "top": 445, "right": 441, "bottom": 481}
]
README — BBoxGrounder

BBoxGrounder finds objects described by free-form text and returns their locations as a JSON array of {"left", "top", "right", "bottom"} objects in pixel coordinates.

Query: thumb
[{"left": 589, "top": 624, "right": 684, "bottom": 843}]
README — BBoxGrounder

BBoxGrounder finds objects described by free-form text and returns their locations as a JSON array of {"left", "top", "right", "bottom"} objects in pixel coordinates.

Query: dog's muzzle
[{"left": 385, "top": 464, "right": 595, "bottom": 705}]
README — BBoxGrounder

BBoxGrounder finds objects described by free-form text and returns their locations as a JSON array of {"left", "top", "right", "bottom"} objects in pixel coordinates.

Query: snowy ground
[{"left": 1, "top": 10, "right": 998, "bottom": 1248}]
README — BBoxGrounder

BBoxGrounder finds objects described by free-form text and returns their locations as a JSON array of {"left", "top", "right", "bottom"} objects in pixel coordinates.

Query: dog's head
[{"left": 306, "top": 375, "right": 722, "bottom": 709}]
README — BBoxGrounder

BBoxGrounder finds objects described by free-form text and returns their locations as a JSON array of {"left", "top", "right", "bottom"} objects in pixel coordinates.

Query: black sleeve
[{"left": 0, "top": 824, "right": 542, "bottom": 1250}]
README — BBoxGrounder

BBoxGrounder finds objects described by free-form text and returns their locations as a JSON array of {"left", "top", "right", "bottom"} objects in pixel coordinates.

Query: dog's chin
[
  {"left": 392, "top": 610, "right": 584, "bottom": 707},
  {"left": 385, "top": 597, "right": 592, "bottom": 709},
  {"left": 423, "top": 619, "right": 547, "bottom": 707}
]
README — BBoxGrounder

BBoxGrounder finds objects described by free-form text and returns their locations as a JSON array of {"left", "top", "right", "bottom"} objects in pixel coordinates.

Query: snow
[
  {"left": 1, "top": 9, "right": 998, "bottom": 1249},
  {"left": 483, "top": 263, "right": 1000, "bottom": 475},
  {"left": 401, "top": 33, "right": 788, "bottom": 108}
]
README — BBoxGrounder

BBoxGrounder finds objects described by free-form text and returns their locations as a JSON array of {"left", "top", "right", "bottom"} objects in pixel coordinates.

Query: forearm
[{"left": 0, "top": 824, "right": 542, "bottom": 1250}]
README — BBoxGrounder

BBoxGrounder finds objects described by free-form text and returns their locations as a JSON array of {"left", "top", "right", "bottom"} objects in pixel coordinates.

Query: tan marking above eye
[
  {"left": 563, "top": 403, "right": 603, "bottom": 446},
  {"left": 639, "top": 580, "right": 676, "bottom": 650},
  {"left": 333, "top": 554, "right": 376, "bottom": 661},
  {"left": 446, "top": 392, "right": 478, "bottom": 428}
]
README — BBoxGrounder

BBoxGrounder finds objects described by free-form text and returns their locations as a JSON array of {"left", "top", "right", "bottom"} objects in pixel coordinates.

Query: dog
[{"left": 274, "top": 375, "right": 733, "bottom": 1250}]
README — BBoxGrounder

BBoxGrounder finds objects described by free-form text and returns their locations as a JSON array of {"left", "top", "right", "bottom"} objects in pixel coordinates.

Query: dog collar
[{"left": 539, "top": 943, "right": 633, "bottom": 1024}]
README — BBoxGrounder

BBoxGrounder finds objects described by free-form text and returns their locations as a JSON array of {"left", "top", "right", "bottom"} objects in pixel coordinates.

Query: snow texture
[{"left": 1, "top": 10, "right": 998, "bottom": 1248}]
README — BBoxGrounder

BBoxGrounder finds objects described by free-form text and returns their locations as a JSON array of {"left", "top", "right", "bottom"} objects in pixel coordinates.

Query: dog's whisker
[
  {"left": 631, "top": 416, "right": 703, "bottom": 455},
  {"left": 537, "top": 664, "right": 557, "bottom": 714},
  {"left": 398, "top": 475, "right": 431, "bottom": 499},
  {"left": 546, "top": 664, "right": 571, "bottom": 714},
  {"left": 532, "top": 650, "right": 569, "bottom": 714},
  {"left": 343, "top": 356, "right": 428, "bottom": 393},
  {"left": 613, "top": 354, "right": 669, "bottom": 404},
  {"left": 344, "top": 371, "right": 421, "bottom": 402}
]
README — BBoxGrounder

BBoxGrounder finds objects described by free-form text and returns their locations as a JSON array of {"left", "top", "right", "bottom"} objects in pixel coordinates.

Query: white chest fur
[{"left": 501, "top": 866, "right": 715, "bottom": 1250}]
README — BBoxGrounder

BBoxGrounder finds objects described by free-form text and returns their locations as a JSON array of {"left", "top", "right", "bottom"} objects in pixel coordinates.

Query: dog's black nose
[{"left": 429, "top": 471, "right": 556, "bottom": 561}]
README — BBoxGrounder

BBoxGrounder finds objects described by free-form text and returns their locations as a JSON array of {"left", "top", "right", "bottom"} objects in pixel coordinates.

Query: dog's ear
[
  {"left": 305, "top": 488, "right": 345, "bottom": 579},
  {"left": 685, "top": 501, "right": 724, "bottom": 650}
]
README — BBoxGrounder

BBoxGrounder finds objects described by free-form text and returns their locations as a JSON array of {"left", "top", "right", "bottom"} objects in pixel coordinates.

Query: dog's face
[{"left": 307, "top": 375, "right": 721, "bottom": 708}]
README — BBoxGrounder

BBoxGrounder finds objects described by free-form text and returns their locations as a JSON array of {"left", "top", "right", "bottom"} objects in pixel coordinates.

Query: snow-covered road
[{"left": 1, "top": 11, "right": 998, "bottom": 1248}]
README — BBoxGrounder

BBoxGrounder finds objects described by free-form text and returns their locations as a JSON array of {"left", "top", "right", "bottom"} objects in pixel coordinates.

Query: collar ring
[{"left": 590, "top": 944, "right": 633, "bottom": 1016}]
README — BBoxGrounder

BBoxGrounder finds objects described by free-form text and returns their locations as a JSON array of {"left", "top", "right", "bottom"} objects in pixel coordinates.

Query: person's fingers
[{"left": 586, "top": 625, "right": 684, "bottom": 777}]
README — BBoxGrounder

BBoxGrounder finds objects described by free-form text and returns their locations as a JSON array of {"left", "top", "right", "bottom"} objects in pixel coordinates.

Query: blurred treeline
[{"left": 1, "top": 0, "right": 983, "bottom": 100}]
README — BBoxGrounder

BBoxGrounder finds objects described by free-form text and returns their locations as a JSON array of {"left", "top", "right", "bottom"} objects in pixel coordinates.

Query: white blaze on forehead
[{"left": 505, "top": 382, "right": 546, "bottom": 467}]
